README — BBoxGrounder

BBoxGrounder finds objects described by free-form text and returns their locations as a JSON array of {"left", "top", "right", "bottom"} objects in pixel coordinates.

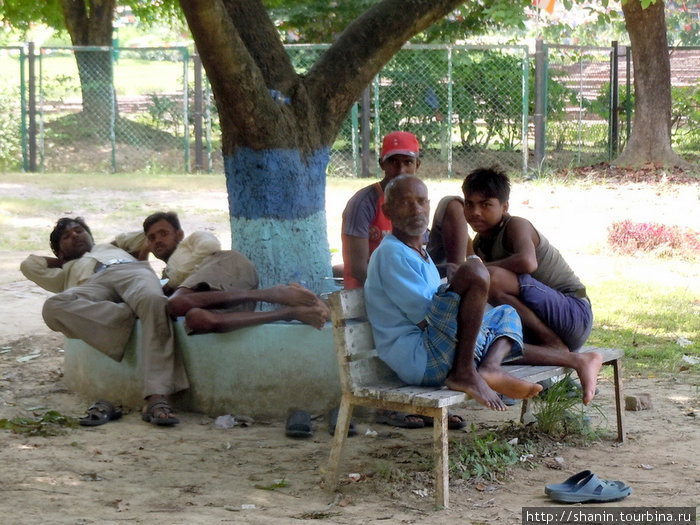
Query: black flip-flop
[
  {"left": 79, "top": 400, "right": 122, "bottom": 427},
  {"left": 375, "top": 410, "right": 425, "bottom": 429},
  {"left": 285, "top": 410, "right": 313, "bottom": 438},
  {"left": 327, "top": 407, "right": 357, "bottom": 437},
  {"left": 421, "top": 412, "right": 468, "bottom": 430}
]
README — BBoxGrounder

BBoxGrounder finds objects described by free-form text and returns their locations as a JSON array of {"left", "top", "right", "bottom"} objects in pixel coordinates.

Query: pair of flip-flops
[
  {"left": 545, "top": 470, "right": 632, "bottom": 503},
  {"left": 79, "top": 400, "right": 122, "bottom": 427},
  {"left": 375, "top": 410, "right": 467, "bottom": 430}
]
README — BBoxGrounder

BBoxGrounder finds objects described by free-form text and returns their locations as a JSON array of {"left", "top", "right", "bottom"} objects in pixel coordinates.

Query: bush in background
[
  {"left": 0, "top": 87, "right": 21, "bottom": 169},
  {"left": 608, "top": 219, "right": 700, "bottom": 257}
]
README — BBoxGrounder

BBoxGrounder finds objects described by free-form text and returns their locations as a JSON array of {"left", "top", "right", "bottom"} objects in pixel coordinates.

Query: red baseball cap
[{"left": 380, "top": 131, "right": 420, "bottom": 161}]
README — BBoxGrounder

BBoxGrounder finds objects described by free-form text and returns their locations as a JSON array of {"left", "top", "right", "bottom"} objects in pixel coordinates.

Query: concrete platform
[{"left": 63, "top": 320, "right": 340, "bottom": 418}]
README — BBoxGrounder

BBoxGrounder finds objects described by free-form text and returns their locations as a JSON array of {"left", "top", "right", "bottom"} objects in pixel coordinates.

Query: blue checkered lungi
[{"left": 421, "top": 284, "right": 524, "bottom": 386}]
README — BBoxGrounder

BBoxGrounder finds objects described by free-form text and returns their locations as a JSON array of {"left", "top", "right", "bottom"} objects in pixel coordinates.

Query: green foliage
[
  {"left": 451, "top": 424, "right": 525, "bottom": 481},
  {"left": 147, "top": 93, "right": 183, "bottom": 136},
  {"left": 0, "top": 87, "right": 21, "bottom": 169},
  {"left": 0, "top": 410, "right": 78, "bottom": 436},
  {"left": 671, "top": 84, "right": 700, "bottom": 150},
  {"left": 533, "top": 375, "right": 605, "bottom": 439}
]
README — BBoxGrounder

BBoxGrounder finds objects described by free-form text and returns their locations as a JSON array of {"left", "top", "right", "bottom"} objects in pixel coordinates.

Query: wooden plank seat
[{"left": 325, "top": 288, "right": 625, "bottom": 509}]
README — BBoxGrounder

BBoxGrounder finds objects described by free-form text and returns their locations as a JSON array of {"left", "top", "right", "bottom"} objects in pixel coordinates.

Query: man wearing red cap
[{"left": 341, "top": 131, "right": 421, "bottom": 290}]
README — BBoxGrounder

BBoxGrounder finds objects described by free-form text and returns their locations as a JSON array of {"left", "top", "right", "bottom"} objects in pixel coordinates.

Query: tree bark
[
  {"left": 616, "top": 0, "right": 687, "bottom": 167},
  {"left": 179, "top": 0, "right": 465, "bottom": 292},
  {"left": 60, "top": 0, "right": 117, "bottom": 124}
]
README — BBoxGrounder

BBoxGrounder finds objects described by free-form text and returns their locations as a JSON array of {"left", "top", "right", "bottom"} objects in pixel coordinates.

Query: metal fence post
[
  {"left": 446, "top": 46, "right": 453, "bottom": 178},
  {"left": 361, "top": 87, "right": 371, "bottom": 177},
  {"left": 351, "top": 101, "right": 359, "bottom": 177},
  {"left": 625, "top": 45, "right": 632, "bottom": 145},
  {"left": 110, "top": 47, "right": 117, "bottom": 172},
  {"left": 182, "top": 47, "right": 190, "bottom": 173},
  {"left": 19, "top": 46, "right": 28, "bottom": 172},
  {"left": 27, "top": 42, "right": 37, "bottom": 172},
  {"left": 533, "top": 39, "right": 546, "bottom": 173},
  {"left": 521, "top": 46, "right": 530, "bottom": 175},
  {"left": 609, "top": 41, "right": 619, "bottom": 160},
  {"left": 194, "top": 52, "right": 204, "bottom": 172}
]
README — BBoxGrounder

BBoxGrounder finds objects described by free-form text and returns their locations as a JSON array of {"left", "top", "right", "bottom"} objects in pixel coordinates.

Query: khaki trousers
[{"left": 42, "top": 262, "right": 189, "bottom": 398}]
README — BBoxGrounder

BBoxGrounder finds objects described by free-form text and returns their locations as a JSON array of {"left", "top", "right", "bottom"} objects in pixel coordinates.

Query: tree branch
[
  {"left": 180, "top": 0, "right": 300, "bottom": 151},
  {"left": 305, "top": 0, "right": 464, "bottom": 142}
]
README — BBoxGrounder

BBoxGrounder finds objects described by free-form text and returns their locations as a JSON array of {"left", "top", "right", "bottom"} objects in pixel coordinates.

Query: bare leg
[
  {"left": 487, "top": 267, "right": 568, "bottom": 350},
  {"left": 443, "top": 260, "right": 507, "bottom": 411},
  {"left": 167, "top": 284, "right": 318, "bottom": 317},
  {"left": 184, "top": 299, "right": 329, "bottom": 333},
  {"left": 513, "top": 344, "right": 603, "bottom": 405},
  {"left": 477, "top": 338, "right": 543, "bottom": 400}
]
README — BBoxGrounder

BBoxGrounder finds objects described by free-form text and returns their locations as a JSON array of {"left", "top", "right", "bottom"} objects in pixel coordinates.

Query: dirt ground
[{"left": 0, "top": 171, "right": 698, "bottom": 524}]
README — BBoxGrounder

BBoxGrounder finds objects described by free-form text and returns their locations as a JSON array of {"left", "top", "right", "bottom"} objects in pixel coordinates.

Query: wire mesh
[
  {"left": 38, "top": 46, "right": 190, "bottom": 173},
  {"left": 0, "top": 46, "right": 26, "bottom": 171},
  {"left": 3, "top": 43, "right": 698, "bottom": 174}
]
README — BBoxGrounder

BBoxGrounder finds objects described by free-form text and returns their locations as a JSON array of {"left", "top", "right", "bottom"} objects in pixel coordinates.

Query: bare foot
[
  {"left": 478, "top": 365, "right": 543, "bottom": 400},
  {"left": 268, "top": 284, "right": 317, "bottom": 306},
  {"left": 445, "top": 370, "right": 507, "bottom": 411},
  {"left": 290, "top": 302, "right": 329, "bottom": 330},
  {"left": 575, "top": 351, "right": 603, "bottom": 405}
]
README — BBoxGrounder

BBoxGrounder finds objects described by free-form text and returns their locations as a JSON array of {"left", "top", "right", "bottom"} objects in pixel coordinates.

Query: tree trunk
[
  {"left": 60, "top": 0, "right": 117, "bottom": 125},
  {"left": 616, "top": 0, "right": 686, "bottom": 167},
  {"left": 179, "top": 0, "right": 465, "bottom": 293}
]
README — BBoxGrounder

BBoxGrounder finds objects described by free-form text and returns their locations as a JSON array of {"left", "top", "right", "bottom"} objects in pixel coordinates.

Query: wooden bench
[{"left": 325, "top": 288, "right": 625, "bottom": 508}]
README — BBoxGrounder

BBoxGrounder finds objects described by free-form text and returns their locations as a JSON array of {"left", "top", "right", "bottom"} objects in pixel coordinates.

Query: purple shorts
[{"left": 518, "top": 274, "right": 593, "bottom": 350}]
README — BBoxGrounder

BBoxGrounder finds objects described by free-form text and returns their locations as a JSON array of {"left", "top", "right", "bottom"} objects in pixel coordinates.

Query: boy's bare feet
[
  {"left": 574, "top": 351, "right": 603, "bottom": 405},
  {"left": 445, "top": 369, "right": 507, "bottom": 411},
  {"left": 478, "top": 364, "right": 543, "bottom": 400}
]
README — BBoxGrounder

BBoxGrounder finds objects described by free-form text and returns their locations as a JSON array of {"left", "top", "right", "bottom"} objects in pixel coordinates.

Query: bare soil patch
[{"left": 0, "top": 172, "right": 698, "bottom": 524}]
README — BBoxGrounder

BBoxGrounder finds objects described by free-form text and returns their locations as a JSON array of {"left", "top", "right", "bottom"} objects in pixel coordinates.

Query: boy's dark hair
[
  {"left": 462, "top": 166, "right": 511, "bottom": 203},
  {"left": 143, "top": 211, "right": 181, "bottom": 234},
  {"left": 49, "top": 217, "right": 93, "bottom": 256}
]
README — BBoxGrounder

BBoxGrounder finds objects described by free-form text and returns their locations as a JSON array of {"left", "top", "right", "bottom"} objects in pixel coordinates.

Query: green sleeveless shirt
[{"left": 473, "top": 215, "right": 587, "bottom": 298}]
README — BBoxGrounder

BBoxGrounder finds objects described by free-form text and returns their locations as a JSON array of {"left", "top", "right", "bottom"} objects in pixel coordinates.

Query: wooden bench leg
[
  {"left": 611, "top": 359, "right": 625, "bottom": 443},
  {"left": 520, "top": 398, "right": 531, "bottom": 424},
  {"left": 432, "top": 407, "right": 450, "bottom": 508},
  {"left": 326, "top": 395, "right": 354, "bottom": 491}
]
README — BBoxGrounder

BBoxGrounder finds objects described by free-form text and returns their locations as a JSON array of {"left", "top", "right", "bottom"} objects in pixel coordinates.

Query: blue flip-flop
[{"left": 546, "top": 470, "right": 632, "bottom": 503}]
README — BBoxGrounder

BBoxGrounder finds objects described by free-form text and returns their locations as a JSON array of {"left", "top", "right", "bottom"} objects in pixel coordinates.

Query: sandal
[
  {"left": 79, "top": 400, "right": 122, "bottom": 427},
  {"left": 546, "top": 470, "right": 632, "bottom": 503},
  {"left": 375, "top": 410, "right": 425, "bottom": 429},
  {"left": 421, "top": 412, "right": 468, "bottom": 430},
  {"left": 141, "top": 399, "right": 179, "bottom": 426}
]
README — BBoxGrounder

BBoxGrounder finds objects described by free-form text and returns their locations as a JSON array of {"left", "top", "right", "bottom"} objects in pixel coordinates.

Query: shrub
[
  {"left": 607, "top": 219, "right": 700, "bottom": 256},
  {"left": 0, "top": 87, "right": 21, "bottom": 169}
]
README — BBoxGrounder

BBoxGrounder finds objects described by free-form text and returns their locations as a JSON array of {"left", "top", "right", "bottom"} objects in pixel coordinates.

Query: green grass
[
  {"left": 588, "top": 277, "right": 699, "bottom": 376},
  {"left": 451, "top": 424, "right": 527, "bottom": 481}
]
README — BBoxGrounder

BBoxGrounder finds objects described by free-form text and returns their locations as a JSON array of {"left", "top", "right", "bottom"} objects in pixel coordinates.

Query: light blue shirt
[{"left": 364, "top": 234, "right": 441, "bottom": 384}]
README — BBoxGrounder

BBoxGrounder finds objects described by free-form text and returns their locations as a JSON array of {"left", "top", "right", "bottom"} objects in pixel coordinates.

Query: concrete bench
[{"left": 63, "top": 319, "right": 340, "bottom": 418}]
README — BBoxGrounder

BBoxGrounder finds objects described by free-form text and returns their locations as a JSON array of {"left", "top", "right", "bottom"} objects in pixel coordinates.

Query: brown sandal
[{"left": 141, "top": 399, "right": 179, "bottom": 426}]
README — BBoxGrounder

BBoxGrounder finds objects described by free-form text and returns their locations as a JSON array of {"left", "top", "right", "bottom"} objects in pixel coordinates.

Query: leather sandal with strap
[{"left": 141, "top": 399, "right": 179, "bottom": 426}]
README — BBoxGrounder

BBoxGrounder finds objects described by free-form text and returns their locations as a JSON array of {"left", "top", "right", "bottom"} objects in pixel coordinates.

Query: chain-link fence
[
  {"left": 0, "top": 46, "right": 27, "bottom": 171},
  {"left": 38, "top": 46, "right": 192, "bottom": 173},
  {"left": 544, "top": 44, "right": 616, "bottom": 169},
  {"left": 2, "top": 42, "right": 698, "bottom": 175}
]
